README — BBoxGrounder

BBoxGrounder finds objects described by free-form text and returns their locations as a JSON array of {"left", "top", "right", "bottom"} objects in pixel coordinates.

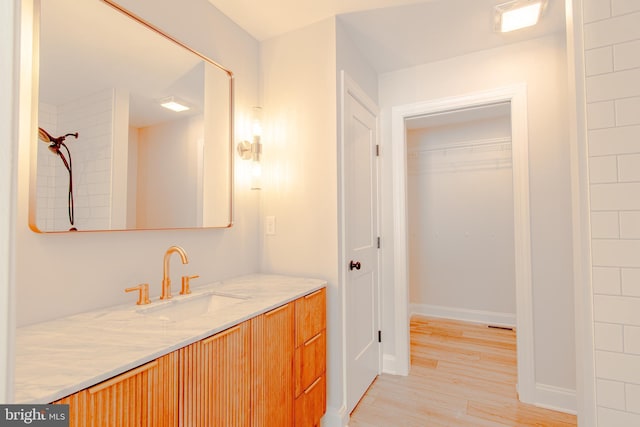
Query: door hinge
[
  {"left": 377, "top": 236, "right": 381, "bottom": 249},
  {"left": 378, "top": 330, "right": 382, "bottom": 343},
  {"left": 376, "top": 144, "right": 380, "bottom": 156}
]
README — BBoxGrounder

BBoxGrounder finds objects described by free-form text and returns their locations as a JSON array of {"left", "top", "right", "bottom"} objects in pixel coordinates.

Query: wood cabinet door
[
  {"left": 295, "top": 330, "right": 326, "bottom": 397},
  {"left": 52, "top": 390, "right": 89, "bottom": 427},
  {"left": 181, "top": 322, "right": 251, "bottom": 427},
  {"left": 294, "top": 375, "right": 326, "bottom": 427},
  {"left": 251, "top": 303, "right": 295, "bottom": 427},
  {"left": 82, "top": 352, "right": 178, "bottom": 427},
  {"left": 295, "top": 289, "right": 326, "bottom": 347}
]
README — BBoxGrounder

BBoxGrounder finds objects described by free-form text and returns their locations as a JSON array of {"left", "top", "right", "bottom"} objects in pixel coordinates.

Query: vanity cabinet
[
  {"left": 51, "top": 288, "right": 326, "bottom": 427},
  {"left": 52, "top": 352, "right": 179, "bottom": 427}
]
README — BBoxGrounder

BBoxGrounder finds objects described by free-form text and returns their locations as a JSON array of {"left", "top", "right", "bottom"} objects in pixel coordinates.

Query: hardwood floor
[{"left": 348, "top": 316, "right": 577, "bottom": 427}]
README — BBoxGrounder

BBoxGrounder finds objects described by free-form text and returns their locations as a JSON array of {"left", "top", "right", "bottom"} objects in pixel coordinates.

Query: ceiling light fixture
[
  {"left": 494, "top": 0, "right": 546, "bottom": 33},
  {"left": 159, "top": 96, "right": 190, "bottom": 112}
]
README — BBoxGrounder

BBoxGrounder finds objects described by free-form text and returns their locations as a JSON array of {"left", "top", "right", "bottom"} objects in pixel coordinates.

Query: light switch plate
[{"left": 265, "top": 216, "right": 276, "bottom": 235}]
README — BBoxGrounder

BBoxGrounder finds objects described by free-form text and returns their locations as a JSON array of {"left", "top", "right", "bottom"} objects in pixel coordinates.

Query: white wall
[
  {"left": 136, "top": 115, "right": 203, "bottom": 229},
  {"left": 379, "top": 33, "right": 577, "bottom": 394},
  {"left": 260, "top": 18, "right": 343, "bottom": 425},
  {"left": 15, "top": 0, "right": 261, "bottom": 327},
  {"left": 336, "top": 20, "right": 379, "bottom": 104},
  {"left": 1, "top": 0, "right": 18, "bottom": 403},
  {"left": 407, "top": 114, "right": 516, "bottom": 324},
  {"left": 581, "top": 1, "right": 640, "bottom": 425}
]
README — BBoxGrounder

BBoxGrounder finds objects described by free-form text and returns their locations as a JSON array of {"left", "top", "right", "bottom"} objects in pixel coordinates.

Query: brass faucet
[{"left": 161, "top": 246, "right": 189, "bottom": 300}]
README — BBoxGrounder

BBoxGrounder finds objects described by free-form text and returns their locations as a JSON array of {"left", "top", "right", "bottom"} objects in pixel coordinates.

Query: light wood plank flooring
[{"left": 349, "top": 316, "right": 577, "bottom": 427}]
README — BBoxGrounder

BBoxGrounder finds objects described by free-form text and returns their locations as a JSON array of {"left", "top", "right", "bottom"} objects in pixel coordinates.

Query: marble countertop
[{"left": 14, "top": 274, "right": 326, "bottom": 404}]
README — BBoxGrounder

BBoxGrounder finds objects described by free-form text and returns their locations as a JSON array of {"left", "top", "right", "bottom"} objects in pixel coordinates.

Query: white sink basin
[{"left": 137, "top": 293, "right": 247, "bottom": 322}]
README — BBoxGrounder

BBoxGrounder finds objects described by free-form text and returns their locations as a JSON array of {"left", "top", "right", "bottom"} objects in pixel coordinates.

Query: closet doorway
[
  {"left": 406, "top": 102, "right": 515, "bottom": 327},
  {"left": 390, "top": 85, "right": 535, "bottom": 403}
]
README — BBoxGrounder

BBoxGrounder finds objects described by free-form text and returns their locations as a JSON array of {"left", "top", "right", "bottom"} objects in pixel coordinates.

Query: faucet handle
[
  {"left": 125, "top": 283, "right": 151, "bottom": 305},
  {"left": 180, "top": 275, "right": 199, "bottom": 295}
]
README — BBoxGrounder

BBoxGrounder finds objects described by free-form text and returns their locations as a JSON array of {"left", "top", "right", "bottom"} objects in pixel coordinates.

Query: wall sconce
[
  {"left": 494, "top": 0, "right": 547, "bottom": 33},
  {"left": 237, "top": 106, "right": 263, "bottom": 190}
]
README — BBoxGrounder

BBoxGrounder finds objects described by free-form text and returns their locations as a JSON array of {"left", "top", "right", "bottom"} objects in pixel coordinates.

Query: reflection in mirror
[{"left": 32, "top": 0, "right": 233, "bottom": 232}]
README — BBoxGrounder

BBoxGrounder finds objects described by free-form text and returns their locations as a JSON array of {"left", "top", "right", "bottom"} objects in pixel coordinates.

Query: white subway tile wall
[
  {"left": 36, "top": 90, "right": 114, "bottom": 231},
  {"left": 596, "top": 378, "right": 626, "bottom": 410},
  {"left": 36, "top": 103, "right": 58, "bottom": 231},
  {"left": 584, "top": 0, "right": 640, "bottom": 423},
  {"left": 587, "top": 100, "right": 615, "bottom": 129}
]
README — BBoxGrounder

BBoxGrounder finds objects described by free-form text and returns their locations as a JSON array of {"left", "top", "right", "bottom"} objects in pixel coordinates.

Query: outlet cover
[{"left": 265, "top": 216, "right": 276, "bottom": 235}]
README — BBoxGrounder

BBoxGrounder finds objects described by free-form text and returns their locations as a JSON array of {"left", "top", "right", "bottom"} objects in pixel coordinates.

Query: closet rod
[{"left": 412, "top": 137, "right": 511, "bottom": 154}]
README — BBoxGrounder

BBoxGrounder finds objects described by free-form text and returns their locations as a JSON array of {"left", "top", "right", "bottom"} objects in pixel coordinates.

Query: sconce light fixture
[
  {"left": 237, "top": 106, "right": 263, "bottom": 190},
  {"left": 159, "top": 96, "right": 190, "bottom": 112},
  {"left": 494, "top": 0, "right": 546, "bottom": 33}
]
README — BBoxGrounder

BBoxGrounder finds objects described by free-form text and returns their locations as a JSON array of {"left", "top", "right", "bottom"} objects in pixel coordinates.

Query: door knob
[{"left": 349, "top": 260, "right": 361, "bottom": 271}]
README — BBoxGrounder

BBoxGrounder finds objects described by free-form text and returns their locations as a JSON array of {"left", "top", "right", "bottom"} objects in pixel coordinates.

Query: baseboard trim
[
  {"left": 323, "top": 403, "right": 349, "bottom": 427},
  {"left": 534, "top": 383, "right": 577, "bottom": 415},
  {"left": 410, "top": 303, "right": 516, "bottom": 328},
  {"left": 382, "top": 353, "right": 397, "bottom": 375}
]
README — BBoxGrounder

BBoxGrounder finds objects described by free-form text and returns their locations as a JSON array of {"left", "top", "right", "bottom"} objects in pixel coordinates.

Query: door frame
[
  {"left": 339, "top": 70, "right": 382, "bottom": 413},
  {"left": 390, "top": 84, "right": 536, "bottom": 402}
]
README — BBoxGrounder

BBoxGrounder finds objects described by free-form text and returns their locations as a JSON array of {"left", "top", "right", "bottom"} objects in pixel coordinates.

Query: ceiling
[{"left": 207, "top": 0, "right": 566, "bottom": 73}]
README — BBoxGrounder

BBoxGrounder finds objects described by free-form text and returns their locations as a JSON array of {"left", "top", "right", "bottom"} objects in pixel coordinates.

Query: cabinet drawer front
[
  {"left": 295, "top": 331, "right": 326, "bottom": 397},
  {"left": 295, "top": 288, "right": 326, "bottom": 346},
  {"left": 294, "top": 374, "right": 326, "bottom": 427}
]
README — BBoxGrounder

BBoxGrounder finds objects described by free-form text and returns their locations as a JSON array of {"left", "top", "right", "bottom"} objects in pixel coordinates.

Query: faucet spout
[{"left": 161, "top": 245, "right": 189, "bottom": 300}]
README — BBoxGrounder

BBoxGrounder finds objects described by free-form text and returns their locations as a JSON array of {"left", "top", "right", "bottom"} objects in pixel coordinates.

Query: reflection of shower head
[{"left": 37, "top": 127, "right": 79, "bottom": 230}]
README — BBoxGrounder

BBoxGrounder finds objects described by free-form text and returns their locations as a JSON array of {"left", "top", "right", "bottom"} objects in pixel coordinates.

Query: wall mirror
[{"left": 30, "top": 0, "right": 234, "bottom": 232}]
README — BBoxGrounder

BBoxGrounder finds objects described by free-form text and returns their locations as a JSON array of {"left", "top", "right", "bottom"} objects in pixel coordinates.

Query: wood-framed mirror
[{"left": 30, "top": 0, "right": 234, "bottom": 232}]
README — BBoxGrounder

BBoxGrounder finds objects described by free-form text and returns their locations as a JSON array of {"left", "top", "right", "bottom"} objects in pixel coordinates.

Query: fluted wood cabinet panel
[
  {"left": 181, "top": 322, "right": 251, "bottom": 427},
  {"left": 295, "top": 289, "right": 326, "bottom": 347},
  {"left": 53, "top": 352, "right": 179, "bottom": 427},
  {"left": 53, "top": 389, "right": 88, "bottom": 427},
  {"left": 251, "top": 303, "right": 294, "bottom": 427}
]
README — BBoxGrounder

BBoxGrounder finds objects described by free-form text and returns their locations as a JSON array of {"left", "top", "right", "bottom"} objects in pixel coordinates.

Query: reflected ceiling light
[
  {"left": 494, "top": 0, "right": 546, "bottom": 33},
  {"left": 159, "top": 96, "right": 190, "bottom": 112}
]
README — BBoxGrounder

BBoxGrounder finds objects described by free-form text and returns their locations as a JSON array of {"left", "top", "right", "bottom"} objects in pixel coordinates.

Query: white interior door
[{"left": 344, "top": 77, "right": 380, "bottom": 414}]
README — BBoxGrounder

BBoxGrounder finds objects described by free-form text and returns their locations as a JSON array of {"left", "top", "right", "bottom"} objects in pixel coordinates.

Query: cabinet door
[
  {"left": 181, "top": 322, "right": 251, "bottom": 427},
  {"left": 295, "top": 330, "right": 326, "bottom": 397},
  {"left": 82, "top": 352, "right": 178, "bottom": 427},
  {"left": 52, "top": 390, "right": 88, "bottom": 427},
  {"left": 294, "top": 375, "right": 326, "bottom": 427},
  {"left": 295, "top": 289, "right": 326, "bottom": 347},
  {"left": 251, "top": 303, "right": 294, "bottom": 427}
]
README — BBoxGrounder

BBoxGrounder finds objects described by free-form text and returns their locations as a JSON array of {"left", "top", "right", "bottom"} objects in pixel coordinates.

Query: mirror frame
[{"left": 29, "top": 0, "right": 235, "bottom": 233}]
